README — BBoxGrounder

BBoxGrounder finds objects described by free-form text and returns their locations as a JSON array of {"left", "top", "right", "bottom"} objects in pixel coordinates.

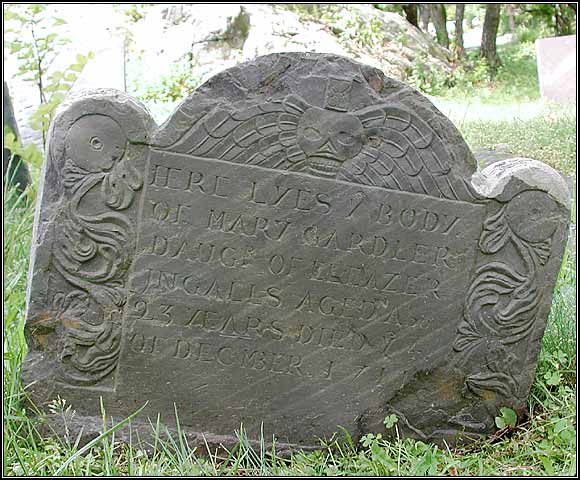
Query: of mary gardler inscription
[{"left": 24, "top": 53, "right": 570, "bottom": 451}]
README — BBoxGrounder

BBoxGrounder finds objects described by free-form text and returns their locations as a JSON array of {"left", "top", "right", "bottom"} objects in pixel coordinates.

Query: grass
[
  {"left": 459, "top": 106, "right": 578, "bottom": 176},
  {"left": 427, "top": 34, "right": 577, "bottom": 182},
  {"left": 437, "top": 41, "right": 542, "bottom": 105}
]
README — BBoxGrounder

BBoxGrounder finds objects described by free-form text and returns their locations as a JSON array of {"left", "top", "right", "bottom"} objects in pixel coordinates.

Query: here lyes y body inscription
[{"left": 117, "top": 151, "right": 484, "bottom": 424}]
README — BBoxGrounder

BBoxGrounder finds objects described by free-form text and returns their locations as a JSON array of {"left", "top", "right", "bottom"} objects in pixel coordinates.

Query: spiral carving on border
[
  {"left": 51, "top": 113, "right": 142, "bottom": 385},
  {"left": 454, "top": 190, "right": 560, "bottom": 400}
]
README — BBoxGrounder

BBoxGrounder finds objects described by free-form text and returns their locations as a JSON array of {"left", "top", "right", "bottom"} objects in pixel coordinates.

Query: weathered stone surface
[{"left": 24, "top": 53, "right": 570, "bottom": 451}]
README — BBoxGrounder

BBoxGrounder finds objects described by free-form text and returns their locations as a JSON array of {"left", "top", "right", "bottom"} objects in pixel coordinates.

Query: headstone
[
  {"left": 535, "top": 34, "right": 576, "bottom": 105},
  {"left": 3, "top": 81, "right": 31, "bottom": 193},
  {"left": 24, "top": 53, "right": 570, "bottom": 452}
]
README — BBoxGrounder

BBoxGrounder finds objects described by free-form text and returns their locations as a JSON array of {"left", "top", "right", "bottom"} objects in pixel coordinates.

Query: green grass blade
[{"left": 53, "top": 401, "right": 148, "bottom": 476}]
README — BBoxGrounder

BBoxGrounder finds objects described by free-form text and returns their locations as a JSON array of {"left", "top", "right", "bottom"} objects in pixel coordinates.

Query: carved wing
[
  {"left": 341, "top": 104, "right": 474, "bottom": 201},
  {"left": 166, "top": 95, "right": 310, "bottom": 171}
]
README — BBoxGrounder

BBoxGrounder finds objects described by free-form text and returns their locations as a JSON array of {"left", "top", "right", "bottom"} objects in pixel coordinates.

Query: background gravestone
[
  {"left": 535, "top": 34, "right": 577, "bottom": 105},
  {"left": 3, "top": 81, "right": 31, "bottom": 193},
  {"left": 24, "top": 53, "right": 570, "bottom": 451}
]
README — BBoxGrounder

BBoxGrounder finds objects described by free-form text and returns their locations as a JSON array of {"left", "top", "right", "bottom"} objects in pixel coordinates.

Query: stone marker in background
[
  {"left": 24, "top": 53, "right": 570, "bottom": 452},
  {"left": 3, "top": 81, "right": 31, "bottom": 193},
  {"left": 535, "top": 34, "right": 577, "bottom": 104}
]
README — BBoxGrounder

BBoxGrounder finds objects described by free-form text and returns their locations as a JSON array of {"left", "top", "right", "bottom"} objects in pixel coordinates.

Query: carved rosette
[{"left": 25, "top": 91, "right": 152, "bottom": 387}]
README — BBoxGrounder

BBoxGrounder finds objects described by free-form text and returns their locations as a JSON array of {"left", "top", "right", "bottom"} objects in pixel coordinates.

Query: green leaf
[
  {"left": 49, "top": 71, "right": 64, "bottom": 81},
  {"left": 494, "top": 407, "right": 517, "bottom": 429},
  {"left": 29, "top": 4, "right": 45, "bottom": 15},
  {"left": 503, "top": 407, "right": 517, "bottom": 427},
  {"left": 545, "top": 371, "right": 561, "bottom": 386},
  {"left": 360, "top": 433, "right": 377, "bottom": 448},
  {"left": 21, "top": 46, "right": 34, "bottom": 59},
  {"left": 9, "top": 43, "right": 23, "bottom": 53},
  {"left": 69, "top": 64, "right": 84, "bottom": 72},
  {"left": 540, "top": 456, "right": 554, "bottom": 476},
  {"left": 3, "top": 129, "right": 17, "bottom": 151},
  {"left": 29, "top": 119, "right": 43, "bottom": 131},
  {"left": 556, "top": 350, "right": 568, "bottom": 365},
  {"left": 383, "top": 414, "right": 398, "bottom": 429},
  {"left": 34, "top": 104, "right": 53, "bottom": 115},
  {"left": 4, "top": 11, "right": 24, "bottom": 22},
  {"left": 558, "top": 428, "right": 575, "bottom": 444},
  {"left": 53, "top": 83, "right": 71, "bottom": 91},
  {"left": 51, "top": 92, "right": 66, "bottom": 103},
  {"left": 554, "top": 418, "right": 571, "bottom": 436}
]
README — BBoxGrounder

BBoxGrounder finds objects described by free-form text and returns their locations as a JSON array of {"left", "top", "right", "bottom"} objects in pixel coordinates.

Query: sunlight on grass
[
  {"left": 459, "top": 105, "right": 577, "bottom": 176},
  {"left": 435, "top": 42, "right": 542, "bottom": 105}
]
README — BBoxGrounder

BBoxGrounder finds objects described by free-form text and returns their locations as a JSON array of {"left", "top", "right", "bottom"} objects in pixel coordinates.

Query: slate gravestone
[{"left": 24, "top": 53, "right": 570, "bottom": 451}]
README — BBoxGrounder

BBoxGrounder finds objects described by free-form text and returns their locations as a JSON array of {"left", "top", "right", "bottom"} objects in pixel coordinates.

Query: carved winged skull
[{"left": 164, "top": 94, "right": 473, "bottom": 201}]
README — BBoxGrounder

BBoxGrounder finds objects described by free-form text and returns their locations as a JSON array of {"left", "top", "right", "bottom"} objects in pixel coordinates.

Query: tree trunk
[
  {"left": 481, "top": 4, "right": 502, "bottom": 75},
  {"left": 418, "top": 4, "right": 431, "bottom": 31},
  {"left": 431, "top": 4, "right": 449, "bottom": 49},
  {"left": 402, "top": 4, "right": 419, "bottom": 28},
  {"left": 554, "top": 4, "right": 574, "bottom": 36},
  {"left": 454, "top": 4, "right": 465, "bottom": 59},
  {"left": 554, "top": 4, "right": 564, "bottom": 35},
  {"left": 506, "top": 4, "right": 516, "bottom": 32}
]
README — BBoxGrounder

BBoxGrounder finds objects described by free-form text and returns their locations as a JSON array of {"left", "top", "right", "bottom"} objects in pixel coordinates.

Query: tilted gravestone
[
  {"left": 24, "top": 53, "right": 570, "bottom": 451},
  {"left": 4, "top": 81, "right": 31, "bottom": 193}
]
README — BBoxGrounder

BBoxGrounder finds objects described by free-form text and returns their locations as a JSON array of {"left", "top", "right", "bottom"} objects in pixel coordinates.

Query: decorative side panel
[
  {"left": 25, "top": 90, "right": 153, "bottom": 389},
  {"left": 376, "top": 159, "right": 570, "bottom": 444}
]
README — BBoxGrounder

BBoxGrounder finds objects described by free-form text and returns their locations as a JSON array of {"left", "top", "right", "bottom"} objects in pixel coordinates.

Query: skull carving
[{"left": 297, "top": 107, "right": 365, "bottom": 178}]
